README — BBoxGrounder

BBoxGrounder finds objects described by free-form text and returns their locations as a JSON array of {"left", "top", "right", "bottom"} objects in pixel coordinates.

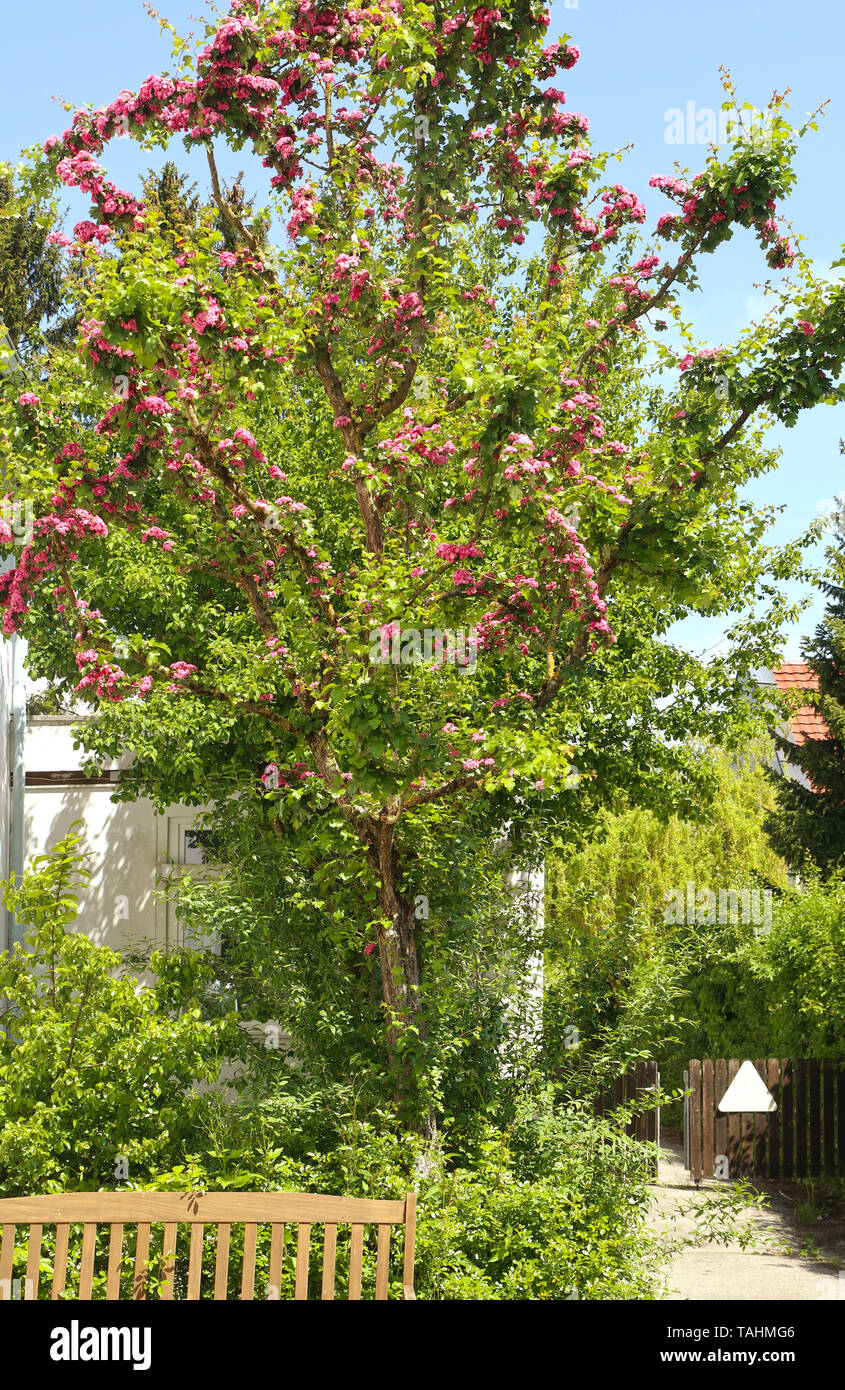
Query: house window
[
  {"left": 182, "top": 829, "right": 207, "bottom": 865},
  {"left": 156, "top": 814, "right": 216, "bottom": 950}
]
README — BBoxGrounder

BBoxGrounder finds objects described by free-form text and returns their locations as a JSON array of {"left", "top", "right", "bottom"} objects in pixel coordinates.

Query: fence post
[
  {"left": 702, "top": 1060, "right": 714, "bottom": 1181},
  {"left": 768, "top": 1059, "right": 780, "bottom": 1180},
  {"left": 824, "top": 1061, "right": 835, "bottom": 1175},
  {"left": 796, "top": 1059, "right": 807, "bottom": 1179},
  {"left": 689, "top": 1060, "right": 702, "bottom": 1183},
  {"left": 715, "top": 1059, "right": 727, "bottom": 1177},
  {"left": 810, "top": 1059, "right": 821, "bottom": 1177},
  {"left": 754, "top": 1059, "right": 768, "bottom": 1176},
  {"left": 656, "top": 1067, "right": 661, "bottom": 1155},
  {"left": 838, "top": 1066, "right": 845, "bottom": 1179},
  {"left": 782, "top": 1059, "right": 794, "bottom": 1179}
]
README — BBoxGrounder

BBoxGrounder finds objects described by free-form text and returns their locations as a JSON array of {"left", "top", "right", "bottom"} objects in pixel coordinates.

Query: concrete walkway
[{"left": 649, "top": 1136, "right": 840, "bottom": 1300}]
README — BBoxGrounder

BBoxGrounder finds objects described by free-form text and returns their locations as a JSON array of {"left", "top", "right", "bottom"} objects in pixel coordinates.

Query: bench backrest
[{"left": 0, "top": 1191, "right": 416, "bottom": 1301}]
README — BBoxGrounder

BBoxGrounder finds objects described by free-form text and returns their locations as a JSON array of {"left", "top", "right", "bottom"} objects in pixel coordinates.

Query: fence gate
[{"left": 685, "top": 1058, "right": 845, "bottom": 1182}]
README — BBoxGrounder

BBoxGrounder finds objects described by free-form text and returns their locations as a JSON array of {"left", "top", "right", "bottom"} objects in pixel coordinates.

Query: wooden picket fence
[
  {"left": 595, "top": 1059, "right": 660, "bottom": 1147},
  {"left": 686, "top": 1058, "right": 845, "bottom": 1183}
]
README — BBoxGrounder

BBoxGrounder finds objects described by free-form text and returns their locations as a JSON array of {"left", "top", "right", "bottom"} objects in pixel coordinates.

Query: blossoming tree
[{"left": 2, "top": 0, "right": 845, "bottom": 1128}]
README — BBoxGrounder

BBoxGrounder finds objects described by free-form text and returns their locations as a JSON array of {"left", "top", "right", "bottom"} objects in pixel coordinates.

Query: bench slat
[
  {"left": 375, "top": 1225, "right": 391, "bottom": 1301},
  {"left": 160, "top": 1223, "right": 177, "bottom": 1300},
  {"left": 213, "top": 1223, "right": 230, "bottom": 1300},
  {"left": 321, "top": 1225, "right": 337, "bottom": 1301},
  {"left": 268, "top": 1223, "right": 284, "bottom": 1300},
  {"left": 106, "top": 1224, "right": 123, "bottom": 1301},
  {"left": 294, "top": 1224, "right": 310, "bottom": 1300},
  {"left": 0, "top": 1190, "right": 417, "bottom": 1301},
  {"left": 52, "top": 1224, "right": 69, "bottom": 1301},
  {"left": 0, "top": 1192, "right": 406, "bottom": 1225},
  {"left": 403, "top": 1193, "right": 417, "bottom": 1294},
  {"left": 348, "top": 1224, "right": 363, "bottom": 1301},
  {"left": 0, "top": 1224, "right": 14, "bottom": 1300},
  {"left": 133, "top": 1224, "right": 150, "bottom": 1300},
  {"left": 25, "top": 1223, "right": 41, "bottom": 1300},
  {"left": 79, "top": 1223, "right": 96, "bottom": 1299},
  {"left": 187, "top": 1224, "right": 203, "bottom": 1300},
  {"left": 241, "top": 1223, "right": 257, "bottom": 1300}
]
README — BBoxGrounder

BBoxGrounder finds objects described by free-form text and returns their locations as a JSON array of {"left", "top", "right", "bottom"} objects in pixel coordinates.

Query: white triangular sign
[{"left": 717, "top": 1060, "right": 777, "bottom": 1113}]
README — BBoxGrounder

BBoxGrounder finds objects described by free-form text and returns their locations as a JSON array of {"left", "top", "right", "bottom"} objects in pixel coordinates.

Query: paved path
[{"left": 649, "top": 1137, "right": 840, "bottom": 1300}]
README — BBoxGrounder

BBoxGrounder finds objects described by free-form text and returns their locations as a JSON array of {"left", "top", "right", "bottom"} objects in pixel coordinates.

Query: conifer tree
[
  {"left": 767, "top": 522, "right": 845, "bottom": 874},
  {"left": 0, "top": 172, "right": 75, "bottom": 358}
]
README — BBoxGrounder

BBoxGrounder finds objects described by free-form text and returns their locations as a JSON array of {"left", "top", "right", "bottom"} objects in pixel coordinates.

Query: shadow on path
[{"left": 649, "top": 1131, "right": 840, "bottom": 1301}]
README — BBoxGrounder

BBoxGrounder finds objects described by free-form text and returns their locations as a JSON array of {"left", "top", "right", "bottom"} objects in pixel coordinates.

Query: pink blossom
[
  {"left": 136, "top": 396, "right": 171, "bottom": 416},
  {"left": 74, "top": 220, "right": 110, "bottom": 245}
]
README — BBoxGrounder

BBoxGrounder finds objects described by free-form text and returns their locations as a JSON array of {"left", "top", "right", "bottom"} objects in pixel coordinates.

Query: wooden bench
[{"left": 0, "top": 1191, "right": 416, "bottom": 1301}]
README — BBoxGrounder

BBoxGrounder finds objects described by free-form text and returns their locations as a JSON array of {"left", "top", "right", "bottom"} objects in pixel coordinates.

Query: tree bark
[{"left": 369, "top": 816, "right": 436, "bottom": 1141}]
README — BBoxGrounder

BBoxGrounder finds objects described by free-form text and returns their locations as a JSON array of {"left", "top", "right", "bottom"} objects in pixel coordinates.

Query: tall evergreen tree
[
  {"left": 0, "top": 172, "right": 76, "bottom": 359},
  {"left": 767, "top": 520, "right": 845, "bottom": 874},
  {"left": 140, "top": 161, "right": 268, "bottom": 255}
]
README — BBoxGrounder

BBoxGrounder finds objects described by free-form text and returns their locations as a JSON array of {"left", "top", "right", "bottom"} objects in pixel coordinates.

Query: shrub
[
  {"left": 126, "top": 1087, "right": 661, "bottom": 1300},
  {"left": 0, "top": 832, "right": 237, "bottom": 1196}
]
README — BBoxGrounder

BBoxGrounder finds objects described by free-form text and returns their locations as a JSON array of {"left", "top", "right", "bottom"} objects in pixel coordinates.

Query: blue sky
[{"left": 2, "top": 0, "right": 843, "bottom": 660}]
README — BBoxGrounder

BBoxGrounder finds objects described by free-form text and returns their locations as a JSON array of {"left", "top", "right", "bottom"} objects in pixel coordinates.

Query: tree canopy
[{"left": 2, "top": 0, "right": 844, "bottom": 1129}]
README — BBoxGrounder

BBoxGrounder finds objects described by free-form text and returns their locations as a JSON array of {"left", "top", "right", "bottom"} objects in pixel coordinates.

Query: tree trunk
[{"left": 370, "top": 816, "right": 436, "bottom": 1141}]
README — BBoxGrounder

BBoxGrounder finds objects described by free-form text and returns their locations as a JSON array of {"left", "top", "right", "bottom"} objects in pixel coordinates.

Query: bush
[
  {"left": 0, "top": 832, "right": 237, "bottom": 1196},
  {"left": 0, "top": 836, "right": 663, "bottom": 1299},
  {"left": 678, "top": 874, "right": 845, "bottom": 1063},
  {"left": 117, "top": 1098, "right": 661, "bottom": 1301}
]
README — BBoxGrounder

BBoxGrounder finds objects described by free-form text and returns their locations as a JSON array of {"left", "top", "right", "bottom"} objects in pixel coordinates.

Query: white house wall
[
  {"left": 24, "top": 783, "right": 164, "bottom": 952},
  {"left": 24, "top": 717, "right": 122, "bottom": 774},
  {"left": 9, "top": 709, "right": 210, "bottom": 955}
]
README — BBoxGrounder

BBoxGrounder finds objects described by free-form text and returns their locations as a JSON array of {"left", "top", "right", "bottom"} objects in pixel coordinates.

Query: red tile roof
[
  {"left": 790, "top": 709, "right": 829, "bottom": 745},
  {"left": 773, "top": 662, "right": 820, "bottom": 692},
  {"left": 772, "top": 663, "right": 828, "bottom": 746}
]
